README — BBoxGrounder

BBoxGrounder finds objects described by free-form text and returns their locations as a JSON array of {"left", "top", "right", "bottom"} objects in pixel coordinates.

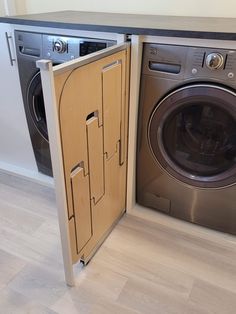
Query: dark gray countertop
[{"left": 1, "top": 11, "right": 236, "bottom": 40}]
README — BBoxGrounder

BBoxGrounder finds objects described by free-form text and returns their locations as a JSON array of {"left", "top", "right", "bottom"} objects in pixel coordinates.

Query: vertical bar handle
[{"left": 5, "top": 32, "right": 16, "bottom": 66}]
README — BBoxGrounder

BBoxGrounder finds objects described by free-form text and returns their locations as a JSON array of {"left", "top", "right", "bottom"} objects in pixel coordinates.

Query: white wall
[
  {"left": 0, "top": 0, "right": 26, "bottom": 15},
  {"left": 0, "top": 0, "right": 5, "bottom": 15},
  {"left": 22, "top": 0, "right": 236, "bottom": 18},
  {"left": 15, "top": 0, "right": 26, "bottom": 14},
  {"left": 1, "top": 0, "right": 19, "bottom": 15}
]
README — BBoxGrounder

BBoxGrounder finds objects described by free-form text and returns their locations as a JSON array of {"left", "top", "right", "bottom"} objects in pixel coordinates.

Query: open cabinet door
[{"left": 37, "top": 42, "right": 130, "bottom": 286}]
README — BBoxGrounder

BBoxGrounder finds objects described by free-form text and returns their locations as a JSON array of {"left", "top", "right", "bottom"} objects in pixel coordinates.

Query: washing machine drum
[{"left": 148, "top": 83, "right": 236, "bottom": 188}]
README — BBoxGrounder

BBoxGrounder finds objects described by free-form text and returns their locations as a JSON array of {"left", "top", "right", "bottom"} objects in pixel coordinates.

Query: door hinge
[{"left": 126, "top": 34, "right": 132, "bottom": 42}]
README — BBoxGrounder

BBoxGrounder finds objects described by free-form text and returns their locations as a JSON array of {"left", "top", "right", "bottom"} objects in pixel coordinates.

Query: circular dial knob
[
  {"left": 53, "top": 39, "right": 67, "bottom": 53},
  {"left": 206, "top": 53, "right": 224, "bottom": 70}
]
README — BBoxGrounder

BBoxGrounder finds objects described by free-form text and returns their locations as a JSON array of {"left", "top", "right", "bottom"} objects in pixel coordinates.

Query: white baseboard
[{"left": 0, "top": 161, "right": 54, "bottom": 187}]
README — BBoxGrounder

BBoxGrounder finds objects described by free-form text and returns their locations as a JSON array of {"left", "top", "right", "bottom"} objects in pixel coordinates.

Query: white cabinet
[{"left": 0, "top": 23, "right": 39, "bottom": 179}]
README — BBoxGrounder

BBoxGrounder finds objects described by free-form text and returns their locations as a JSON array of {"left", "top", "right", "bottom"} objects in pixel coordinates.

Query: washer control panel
[
  {"left": 15, "top": 30, "right": 115, "bottom": 63},
  {"left": 42, "top": 35, "right": 115, "bottom": 62},
  {"left": 186, "top": 47, "right": 236, "bottom": 81},
  {"left": 142, "top": 43, "right": 236, "bottom": 84}
]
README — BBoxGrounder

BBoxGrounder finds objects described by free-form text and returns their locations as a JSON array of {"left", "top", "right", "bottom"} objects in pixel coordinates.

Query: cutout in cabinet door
[
  {"left": 102, "top": 61, "right": 122, "bottom": 160},
  {"left": 71, "top": 166, "right": 92, "bottom": 253},
  {"left": 86, "top": 115, "right": 105, "bottom": 204}
]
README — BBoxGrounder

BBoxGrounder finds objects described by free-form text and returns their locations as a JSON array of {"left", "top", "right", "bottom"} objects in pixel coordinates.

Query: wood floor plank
[
  {"left": 117, "top": 277, "right": 190, "bottom": 314},
  {"left": 51, "top": 262, "right": 128, "bottom": 314},
  {"left": 89, "top": 300, "right": 141, "bottom": 314},
  {"left": 189, "top": 279, "right": 236, "bottom": 314},
  {"left": 7, "top": 263, "right": 68, "bottom": 307},
  {"left": 94, "top": 246, "right": 194, "bottom": 297},
  {"left": 0, "top": 182, "right": 57, "bottom": 220},
  {"left": 0, "top": 199, "right": 45, "bottom": 234},
  {"left": 0, "top": 225, "right": 62, "bottom": 269},
  {"left": 0, "top": 288, "right": 58, "bottom": 314},
  {"left": 0, "top": 249, "right": 26, "bottom": 290}
]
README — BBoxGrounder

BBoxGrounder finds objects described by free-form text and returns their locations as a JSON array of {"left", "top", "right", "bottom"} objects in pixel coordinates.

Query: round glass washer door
[
  {"left": 27, "top": 71, "right": 48, "bottom": 141},
  {"left": 148, "top": 84, "right": 236, "bottom": 188}
]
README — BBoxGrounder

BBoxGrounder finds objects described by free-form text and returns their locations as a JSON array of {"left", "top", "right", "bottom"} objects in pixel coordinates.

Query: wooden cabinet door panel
[{"left": 38, "top": 43, "right": 130, "bottom": 269}]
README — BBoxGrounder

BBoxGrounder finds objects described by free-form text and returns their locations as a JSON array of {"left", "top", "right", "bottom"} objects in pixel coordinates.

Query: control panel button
[
  {"left": 192, "top": 68, "right": 198, "bottom": 75},
  {"left": 228, "top": 72, "right": 234, "bottom": 79},
  {"left": 206, "top": 53, "right": 224, "bottom": 70}
]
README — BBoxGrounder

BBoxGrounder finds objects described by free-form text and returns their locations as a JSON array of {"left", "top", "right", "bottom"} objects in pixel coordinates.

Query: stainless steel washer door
[{"left": 148, "top": 84, "right": 236, "bottom": 188}]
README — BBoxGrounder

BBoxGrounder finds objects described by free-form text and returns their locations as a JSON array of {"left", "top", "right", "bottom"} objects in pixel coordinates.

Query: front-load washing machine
[
  {"left": 15, "top": 30, "right": 115, "bottom": 176},
  {"left": 137, "top": 43, "right": 236, "bottom": 234}
]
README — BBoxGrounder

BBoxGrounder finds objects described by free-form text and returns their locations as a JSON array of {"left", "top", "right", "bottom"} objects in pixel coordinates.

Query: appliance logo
[{"left": 150, "top": 47, "right": 158, "bottom": 55}]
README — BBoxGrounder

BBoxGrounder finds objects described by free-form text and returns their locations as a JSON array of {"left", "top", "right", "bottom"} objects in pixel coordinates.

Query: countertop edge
[{"left": 1, "top": 16, "right": 236, "bottom": 41}]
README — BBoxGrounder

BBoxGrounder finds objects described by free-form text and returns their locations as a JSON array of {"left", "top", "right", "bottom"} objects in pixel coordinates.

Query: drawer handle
[{"left": 5, "top": 32, "right": 16, "bottom": 66}]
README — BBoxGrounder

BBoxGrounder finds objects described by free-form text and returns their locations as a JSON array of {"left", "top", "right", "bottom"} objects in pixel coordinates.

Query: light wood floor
[{"left": 0, "top": 171, "right": 236, "bottom": 314}]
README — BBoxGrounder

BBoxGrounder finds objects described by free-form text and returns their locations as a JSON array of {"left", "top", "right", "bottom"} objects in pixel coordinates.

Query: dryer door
[{"left": 149, "top": 84, "right": 236, "bottom": 188}]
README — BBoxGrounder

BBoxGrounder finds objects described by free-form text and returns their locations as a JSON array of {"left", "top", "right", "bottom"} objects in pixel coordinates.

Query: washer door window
[
  {"left": 148, "top": 84, "right": 236, "bottom": 188},
  {"left": 27, "top": 71, "right": 48, "bottom": 141}
]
